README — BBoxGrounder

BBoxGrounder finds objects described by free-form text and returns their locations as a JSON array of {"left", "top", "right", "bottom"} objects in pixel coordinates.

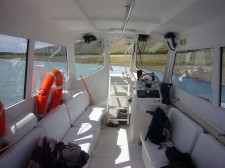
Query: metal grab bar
[{"left": 122, "top": 0, "right": 135, "bottom": 33}]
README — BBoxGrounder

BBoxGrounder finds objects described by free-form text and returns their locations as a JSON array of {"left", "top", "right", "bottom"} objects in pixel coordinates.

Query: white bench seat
[
  {"left": 36, "top": 104, "right": 96, "bottom": 154},
  {"left": 62, "top": 126, "right": 94, "bottom": 154},
  {"left": 140, "top": 129, "right": 173, "bottom": 168},
  {"left": 36, "top": 104, "right": 71, "bottom": 142},
  {"left": 0, "top": 128, "right": 44, "bottom": 168},
  {"left": 191, "top": 133, "right": 225, "bottom": 168},
  {"left": 67, "top": 91, "right": 105, "bottom": 127},
  {"left": 72, "top": 109, "right": 104, "bottom": 128},
  {"left": 140, "top": 107, "right": 203, "bottom": 168},
  {"left": 0, "top": 90, "right": 105, "bottom": 168}
]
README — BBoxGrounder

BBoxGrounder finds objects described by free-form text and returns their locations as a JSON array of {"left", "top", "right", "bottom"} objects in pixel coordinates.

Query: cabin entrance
[{"left": 107, "top": 35, "right": 133, "bottom": 125}]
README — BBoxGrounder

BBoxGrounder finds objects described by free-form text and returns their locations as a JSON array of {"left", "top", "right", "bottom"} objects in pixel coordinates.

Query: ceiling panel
[{"left": 17, "top": 0, "right": 225, "bottom": 36}]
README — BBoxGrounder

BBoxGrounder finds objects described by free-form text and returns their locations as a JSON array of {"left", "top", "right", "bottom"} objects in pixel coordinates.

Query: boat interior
[{"left": 0, "top": 0, "right": 225, "bottom": 167}]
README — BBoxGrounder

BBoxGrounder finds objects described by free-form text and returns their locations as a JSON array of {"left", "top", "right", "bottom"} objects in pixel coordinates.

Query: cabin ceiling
[{"left": 3, "top": 0, "right": 225, "bottom": 37}]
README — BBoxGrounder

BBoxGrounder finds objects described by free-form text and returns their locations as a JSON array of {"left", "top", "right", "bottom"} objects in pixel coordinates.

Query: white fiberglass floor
[{"left": 88, "top": 125, "right": 145, "bottom": 168}]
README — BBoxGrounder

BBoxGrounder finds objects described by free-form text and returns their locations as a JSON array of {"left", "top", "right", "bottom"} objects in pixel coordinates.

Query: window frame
[
  {"left": 135, "top": 40, "right": 169, "bottom": 81},
  {"left": 0, "top": 33, "right": 29, "bottom": 107},
  {"left": 220, "top": 47, "right": 225, "bottom": 108},
  {"left": 31, "top": 41, "right": 68, "bottom": 96},
  {"left": 74, "top": 39, "right": 104, "bottom": 79}
]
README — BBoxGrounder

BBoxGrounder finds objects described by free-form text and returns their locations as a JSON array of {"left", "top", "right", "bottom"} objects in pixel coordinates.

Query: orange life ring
[
  {"left": 36, "top": 69, "right": 63, "bottom": 119},
  {"left": 0, "top": 100, "right": 6, "bottom": 150}
]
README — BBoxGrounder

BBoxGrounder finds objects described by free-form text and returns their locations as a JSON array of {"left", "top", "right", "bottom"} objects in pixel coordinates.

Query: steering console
[{"left": 138, "top": 73, "right": 160, "bottom": 90}]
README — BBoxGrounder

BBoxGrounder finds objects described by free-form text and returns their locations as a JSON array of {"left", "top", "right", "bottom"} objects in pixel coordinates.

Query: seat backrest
[
  {"left": 67, "top": 90, "right": 90, "bottom": 124},
  {"left": 168, "top": 107, "right": 203, "bottom": 153},
  {"left": 191, "top": 133, "right": 225, "bottom": 168},
  {"left": 36, "top": 104, "right": 70, "bottom": 141},
  {"left": 0, "top": 127, "right": 45, "bottom": 168}
]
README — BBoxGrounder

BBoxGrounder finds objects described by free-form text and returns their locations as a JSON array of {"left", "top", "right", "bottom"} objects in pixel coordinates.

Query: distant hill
[{"left": 75, "top": 35, "right": 168, "bottom": 55}]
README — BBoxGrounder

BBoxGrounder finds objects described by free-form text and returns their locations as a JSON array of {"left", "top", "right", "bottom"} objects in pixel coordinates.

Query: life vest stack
[
  {"left": 36, "top": 69, "right": 63, "bottom": 119},
  {"left": 0, "top": 100, "right": 6, "bottom": 150}
]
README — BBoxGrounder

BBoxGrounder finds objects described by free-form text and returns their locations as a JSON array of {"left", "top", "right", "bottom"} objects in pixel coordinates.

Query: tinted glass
[
  {"left": 75, "top": 38, "right": 104, "bottom": 79},
  {"left": 136, "top": 40, "right": 168, "bottom": 81},
  {"left": 32, "top": 41, "right": 67, "bottom": 95},
  {"left": 0, "top": 34, "right": 28, "bottom": 107},
  {"left": 172, "top": 48, "right": 213, "bottom": 101}
]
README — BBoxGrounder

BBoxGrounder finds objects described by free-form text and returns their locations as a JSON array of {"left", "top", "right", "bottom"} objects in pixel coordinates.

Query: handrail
[
  {"left": 122, "top": 0, "right": 135, "bottom": 33},
  {"left": 124, "top": 43, "right": 134, "bottom": 73}
]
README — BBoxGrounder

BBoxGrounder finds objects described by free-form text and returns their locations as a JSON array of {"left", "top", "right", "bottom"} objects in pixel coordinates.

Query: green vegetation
[
  {"left": 136, "top": 54, "right": 167, "bottom": 66},
  {"left": 75, "top": 55, "right": 103, "bottom": 64},
  {"left": 0, "top": 53, "right": 27, "bottom": 59}
]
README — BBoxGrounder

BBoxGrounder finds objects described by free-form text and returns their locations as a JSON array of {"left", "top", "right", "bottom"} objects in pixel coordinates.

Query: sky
[
  {"left": 0, "top": 34, "right": 54, "bottom": 53},
  {"left": 0, "top": 34, "right": 27, "bottom": 53}
]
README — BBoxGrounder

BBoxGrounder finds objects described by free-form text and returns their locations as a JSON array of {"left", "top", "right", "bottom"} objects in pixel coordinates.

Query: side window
[
  {"left": 136, "top": 40, "right": 168, "bottom": 81},
  {"left": 221, "top": 47, "right": 225, "bottom": 108},
  {"left": 32, "top": 41, "right": 67, "bottom": 95},
  {"left": 0, "top": 34, "right": 28, "bottom": 107},
  {"left": 74, "top": 39, "right": 104, "bottom": 79},
  {"left": 172, "top": 48, "right": 213, "bottom": 101}
]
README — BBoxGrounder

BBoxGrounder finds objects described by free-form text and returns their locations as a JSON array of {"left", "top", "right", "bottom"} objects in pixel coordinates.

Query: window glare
[
  {"left": 172, "top": 48, "right": 213, "bottom": 102},
  {"left": 0, "top": 34, "right": 28, "bottom": 107},
  {"left": 220, "top": 47, "right": 225, "bottom": 108},
  {"left": 75, "top": 39, "right": 104, "bottom": 79},
  {"left": 32, "top": 41, "right": 67, "bottom": 95},
  {"left": 109, "top": 35, "right": 132, "bottom": 74},
  {"left": 136, "top": 40, "right": 168, "bottom": 81}
]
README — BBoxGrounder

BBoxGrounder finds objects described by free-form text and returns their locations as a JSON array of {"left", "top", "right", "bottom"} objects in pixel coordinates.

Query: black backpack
[
  {"left": 28, "top": 137, "right": 89, "bottom": 168},
  {"left": 145, "top": 107, "right": 171, "bottom": 149},
  {"left": 57, "top": 142, "right": 89, "bottom": 168},
  {"left": 163, "top": 146, "right": 196, "bottom": 168},
  {"left": 28, "top": 137, "right": 58, "bottom": 168}
]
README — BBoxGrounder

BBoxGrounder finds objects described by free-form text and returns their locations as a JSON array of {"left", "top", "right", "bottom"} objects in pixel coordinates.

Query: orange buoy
[
  {"left": 36, "top": 69, "right": 63, "bottom": 119},
  {"left": 0, "top": 101, "right": 6, "bottom": 150}
]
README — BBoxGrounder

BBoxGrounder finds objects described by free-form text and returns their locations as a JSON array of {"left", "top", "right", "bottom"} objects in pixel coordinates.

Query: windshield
[{"left": 136, "top": 40, "right": 168, "bottom": 81}]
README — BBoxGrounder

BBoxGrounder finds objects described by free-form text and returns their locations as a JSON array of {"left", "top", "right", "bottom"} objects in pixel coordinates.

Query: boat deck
[{"left": 89, "top": 125, "right": 145, "bottom": 168}]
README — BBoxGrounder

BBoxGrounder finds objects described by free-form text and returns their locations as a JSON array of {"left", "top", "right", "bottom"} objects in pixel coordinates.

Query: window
[
  {"left": 109, "top": 35, "right": 132, "bottom": 74},
  {"left": 0, "top": 34, "right": 28, "bottom": 107},
  {"left": 136, "top": 40, "right": 168, "bottom": 81},
  {"left": 32, "top": 41, "right": 67, "bottom": 95},
  {"left": 172, "top": 48, "right": 213, "bottom": 101},
  {"left": 74, "top": 38, "right": 104, "bottom": 79},
  {"left": 221, "top": 47, "right": 225, "bottom": 107}
]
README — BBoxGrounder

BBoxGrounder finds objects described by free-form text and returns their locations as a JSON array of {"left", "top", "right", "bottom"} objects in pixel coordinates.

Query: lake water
[
  {"left": 0, "top": 59, "right": 224, "bottom": 107},
  {"left": 0, "top": 59, "right": 137, "bottom": 107}
]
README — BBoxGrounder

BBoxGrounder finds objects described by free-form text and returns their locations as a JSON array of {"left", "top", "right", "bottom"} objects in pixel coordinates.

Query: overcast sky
[{"left": 0, "top": 34, "right": 54, "bottom": 53}]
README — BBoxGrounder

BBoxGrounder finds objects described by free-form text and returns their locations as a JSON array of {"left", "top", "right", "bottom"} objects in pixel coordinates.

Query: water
[
  {"left": 0, "top": 59, "right": 222, "bottom": 107},
  {"left": 0, "top": 60, "right": 133, "bottom": 107}
]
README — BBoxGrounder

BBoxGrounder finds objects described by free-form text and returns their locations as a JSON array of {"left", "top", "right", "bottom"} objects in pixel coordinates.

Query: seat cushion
[
  {"left": 36, "top": 104, "right": 70, "bottom": 142},
  {"left": 140, "top": 107, "right": 203, "bottom": 168},
  {"left": 67, "top": 91, "right": 90, "bottom": 124},
  {"left": 140, "top": 129, "right": 173, "bottom": 168},
  {"left": 168, "top": 108, "right": 203, "bottom": 153},
  {"left": 191, "top": 133, "right": 225, "bottom": 168},
  {"left": 86, "top": 104, "right": 107, "bottom": 115},
  {"left": 72, "top": 109, "right": 104, "bottom": 128}
]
